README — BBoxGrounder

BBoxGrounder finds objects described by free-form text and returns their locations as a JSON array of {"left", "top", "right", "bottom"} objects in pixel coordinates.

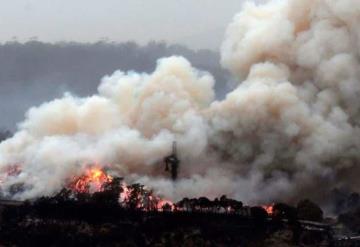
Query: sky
[
  {"left": 0, "top": 0, "right": 257, "bottom": 50},
  {"left": 0, "top": 0, "right": 267, "bottom": 131}
]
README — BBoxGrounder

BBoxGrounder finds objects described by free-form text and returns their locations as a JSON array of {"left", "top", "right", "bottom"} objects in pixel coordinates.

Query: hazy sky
[{"left": 0, "top": 0, "right": 258, "bottom": 50}]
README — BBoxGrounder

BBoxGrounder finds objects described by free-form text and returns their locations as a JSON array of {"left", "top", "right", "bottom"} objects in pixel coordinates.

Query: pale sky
[{"left": 0, "top": 0, "right": 257, "bottom": 50}]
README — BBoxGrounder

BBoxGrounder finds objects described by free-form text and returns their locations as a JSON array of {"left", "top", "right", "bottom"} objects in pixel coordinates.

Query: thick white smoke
[{"left": 1, "top": 0, "right": 360, "bottom": 204}]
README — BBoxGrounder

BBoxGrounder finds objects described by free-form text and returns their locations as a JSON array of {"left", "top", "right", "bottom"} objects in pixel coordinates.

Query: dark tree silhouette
[
  {"left": 92, "top": 177, "right": 123, "bottom": 206},
  {"left": 347, "top": 193, "right": 360, "bottom": 210},
  {"left": 273, "top": 202, "right": 297, "bottom": 222},
  {"left": 297, "top": 199, "right": 323, "bottom": 222},
  {"left": 233, "top": 200, "right": 243, "bottom": 212},
  {"left": 176, "top": 197, "right": 191, "bottom": 211},
  {"left": 187, "top": 198, "right": 197, "bottom": 212},
  {"left": 162, "top": 203, "right": 172, "bottom": 212},
  {"left": 339, "top": 207, "right": 360, "bottom": 234},
  {"left": 0, "top": 178, "right": 332, "bottom": 247},
  {"left": 198, "top": 197, "right": 211, "bottom": 212},
  {"left": 219, "top": 195, "right": 229, "bottom": 212},
  {"left": 250, "top": 206, "right": 268, "bottom": 234},
  {"left": 125, "top": 183, "right": 145, "bottom": 210}
]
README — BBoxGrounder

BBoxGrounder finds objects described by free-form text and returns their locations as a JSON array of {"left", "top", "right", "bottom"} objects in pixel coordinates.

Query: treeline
[
  {"left": 3, "top": 177, "right": 323, "bottom": 222},
  {"left": 0, "top": 177, "right": 333, "bottom": 246},
  {"left": 0, "top": 40, "right": 228, "bottom": 96},
  {"left": 333, "top": 189, "right": 360, "bottom": 233}
]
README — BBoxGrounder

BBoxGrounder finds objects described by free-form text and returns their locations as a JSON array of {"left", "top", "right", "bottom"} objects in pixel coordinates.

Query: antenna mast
[{"left": 164, "top": 141, "right": 180, "bottom": 180}]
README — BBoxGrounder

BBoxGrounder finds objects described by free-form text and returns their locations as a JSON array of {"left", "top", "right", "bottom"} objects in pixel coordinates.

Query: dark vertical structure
[{"left": 164, "top": 141, "right": 180, "bottom": 180}]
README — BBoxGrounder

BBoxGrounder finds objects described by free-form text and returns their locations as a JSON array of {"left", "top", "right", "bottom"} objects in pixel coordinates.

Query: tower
[{"left": 164, "top": 141, "right": 180, "bottom": 180}]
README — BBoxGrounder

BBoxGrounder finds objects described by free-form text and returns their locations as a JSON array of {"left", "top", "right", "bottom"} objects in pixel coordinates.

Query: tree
[
  {"left": 297, "top": 199, "right": 323, "bottom": 222},
  {"left": 251, "top": 206, "right": 268, "bottom": 233},
  {"left": 162, "top": 203, "right": 172, "bottom": 212},
  {"left": 54, "top": 188, "right": 73, "bottom": 203},
  {"left": 232, "top": 200, "right": 243, "bottom": 212},
  {"left": 176, "top": 198, "right": 191, "bottom": 211},
  {"left": 339, "top": 207, "right": 360, "bottom": 234},
  {"left": 198, "top": 197, "right": 211, "bottom": 212},
  {"left": 346, "top": 192, "right": 360, "bottom": 211},
  {"left": 213, "top": 198, "right": 220, "bottom": 212},
  {"left": 273, "top": 203, "right": 297, "bottom": 222},
  {"left": 125, "top": 183, "right": 145, "bottom": 210},
  {"left": 219, "top": 195, "right": 229, "bottom": 212},
  {"left": 189, "top": 198, "right": 199, "bottom": 212},
  {"left": 92, "top": 177, "right": 123, "bottom": 206}
]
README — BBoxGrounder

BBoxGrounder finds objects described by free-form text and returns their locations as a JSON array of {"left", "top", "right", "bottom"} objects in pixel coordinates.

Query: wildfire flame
[
  {"left": 157, "top": 199, "right": 175, "bottom": 211},
  {"left": 120, "top": 183, "right": 130, "bottom": 202},
  {"left": 262, "top": 204, "right": 274, "bottom": 215},
  {"left": 70, "top": 167, "right": 112, "bottom": 193},
  {"left": 119, "top": 182, "right": 175, "bottom": 211},
  {"left": 70, "top": 167, "right": 175, "bottom": 211}
]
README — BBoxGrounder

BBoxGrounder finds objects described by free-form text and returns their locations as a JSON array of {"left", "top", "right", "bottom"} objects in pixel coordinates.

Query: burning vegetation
[
  {"left": 262, "top": 204, "right": 274, "bottom": 216},
  {"left": 66, "top": 167, "right": 261, "bottom": 214},
  {"left": 3, "top": 0, "right": 360, "bottom": 207},
  {"left": 0, "top": 167, "right": 359, "bottom": 246},
  {"left": 70, "top": 167, "right": 113, "bottom": 194},
  {"left": 2, "top": 0, "right": 360, "bottom": 245},
  {"left": 68, "top": 167, "right": 175, "bottom": 212}
]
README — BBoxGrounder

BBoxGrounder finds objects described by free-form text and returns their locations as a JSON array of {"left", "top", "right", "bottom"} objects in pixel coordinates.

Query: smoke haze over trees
[
  {"left": 2, "top": 0, "right": 360, "bottom": 208},
  {"left": 0, "top": 41, "right": 229, "bottom": 131}
]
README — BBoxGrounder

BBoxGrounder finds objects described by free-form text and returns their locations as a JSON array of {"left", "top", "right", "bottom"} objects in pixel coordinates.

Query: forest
[{"left": 0, "top": 176, "right": 341, "bottom": 247}]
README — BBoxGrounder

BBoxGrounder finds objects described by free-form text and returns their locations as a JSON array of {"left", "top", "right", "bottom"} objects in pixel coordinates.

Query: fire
[
  {"left": 157, "top": 199, "right": 175, "bottom": 211},
  {"left": 70, "top": 168, "right": 176, "bottom": 212},
  {"left": 262, "top": 204, "right": 274, "bottom": 215},
  {"left": 118, "top": 182, "right": 175, "bottom": 211},
  {"left": 70, "top": 167, "right": 112, "bottom": 193},
  {"left": 120, "top": 184, "right": 130, "bottom": 202}
]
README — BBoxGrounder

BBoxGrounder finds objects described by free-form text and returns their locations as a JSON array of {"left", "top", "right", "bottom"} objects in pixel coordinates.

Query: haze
[
  {"left": 0, "top": 0, "right": 257, "bottom": 50},
  {"left": 0, "top": 0, "right": 265, "bottom": 131}
]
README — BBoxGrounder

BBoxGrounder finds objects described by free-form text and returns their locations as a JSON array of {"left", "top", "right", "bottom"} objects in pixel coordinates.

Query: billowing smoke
[{"left": 1, "top": 0, "right": 360, "bottom": 205}]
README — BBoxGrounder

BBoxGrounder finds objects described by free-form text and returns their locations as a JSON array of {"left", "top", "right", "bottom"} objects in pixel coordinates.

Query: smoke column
[{"left": 1, "top": 0, "right": 360, "bottom": 205}]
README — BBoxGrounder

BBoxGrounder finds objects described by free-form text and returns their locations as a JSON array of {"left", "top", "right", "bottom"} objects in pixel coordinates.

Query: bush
[{"left": 297, "top": 199, "right": 323, "bottom": 222}]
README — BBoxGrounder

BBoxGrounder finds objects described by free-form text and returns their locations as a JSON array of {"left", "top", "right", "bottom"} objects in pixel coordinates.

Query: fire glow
[
  {"left": 262, "top": 204, "right": 274, "bottom": 215},
  {"left": 119, "top": 183, "right": 175, "bottom": 211},
  {"left": 70, "top": 167, "right": 175, "bottom": 211},
  {"left": 70, "top": 167, "right": 113, "bottom": 193}
]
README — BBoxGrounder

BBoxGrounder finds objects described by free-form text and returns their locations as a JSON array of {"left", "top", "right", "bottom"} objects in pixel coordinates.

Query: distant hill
[{"left": 0, "top": 41, "right": 230, "bottom": 131}]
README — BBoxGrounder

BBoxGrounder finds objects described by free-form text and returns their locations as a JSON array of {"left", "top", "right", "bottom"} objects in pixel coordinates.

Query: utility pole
[{"left": 164, "top": 141, "right": 180, "bottom": 180}]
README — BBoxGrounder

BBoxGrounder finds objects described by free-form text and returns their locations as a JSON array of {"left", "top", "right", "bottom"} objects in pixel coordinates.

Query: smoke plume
[{"left": 1, "top": 0, "right": 360, "bottom": 205}]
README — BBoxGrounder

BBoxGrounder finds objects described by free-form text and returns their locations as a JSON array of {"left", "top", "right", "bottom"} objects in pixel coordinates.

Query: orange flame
[
  {"left": 262, "top": 204, "right": 274, "bottom": 215},
  {"left": 118, "top": 182, "right": 175, "bottom": 211},
  {"left": 70, "top": 168, "right": 175, "bottom": 212},
  {"left": 70, "top": 167, "right": 112, "bottom": 193},
  {"left": 120, "top": 184, "right": 130, "bottom": 202},
  {"left": 157, "top": 199, "right": 175, "bottom": 211}
]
